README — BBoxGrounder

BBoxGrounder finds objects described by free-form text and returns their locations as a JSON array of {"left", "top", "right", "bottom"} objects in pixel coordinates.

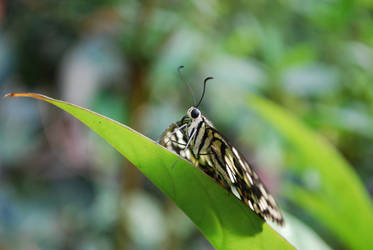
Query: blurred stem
[
  {"left": 0, "top": 0, "right": 5, "bottom": 24},
  {"left": 265, "top": 68, "right": 286, "bottom": 104},
  {"left": 116, "top": 1, "right": 153, "bottom": 250},
  {"left": 116, "top": 63, "right": 149, "bottom": 250}
]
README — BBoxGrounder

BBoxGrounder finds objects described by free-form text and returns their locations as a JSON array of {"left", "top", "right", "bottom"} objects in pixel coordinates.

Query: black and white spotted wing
[
  {"left": 160, "top": 107, "right": 284, "bottom": 226},
  {"left": 160, "top": 120, "right": 230, "bottom": 189}
]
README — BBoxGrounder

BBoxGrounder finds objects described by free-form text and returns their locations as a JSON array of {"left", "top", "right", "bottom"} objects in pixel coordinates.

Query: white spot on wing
[
  {"left": 245, "top": 173, "right": 253, "bottom": 185},
  {"left": 231, "top": 186, "right": 240, "bottom": 199},
  {"left": 248, "top": 200, "right": 254, "bottom": 210},
  {"left": 225, "top": 162, "right": 237, "bottom": 183},
  {"left": 232, "top": 147, "right": 239, "bottom": 157}
]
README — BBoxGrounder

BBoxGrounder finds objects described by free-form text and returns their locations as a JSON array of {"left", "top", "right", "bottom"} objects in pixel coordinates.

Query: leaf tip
[
  {"left": 4, "top": 93, "right": 16, "bottom": 98},
  {"left": 4, "top": 92, "right": 31, "bottom": 98},
  {"left": 3, "top": 93, "right": 47, "bottom": 101}
]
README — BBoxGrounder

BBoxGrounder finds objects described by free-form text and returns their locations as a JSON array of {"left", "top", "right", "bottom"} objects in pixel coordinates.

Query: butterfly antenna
[
  {"left": 178, "top": 66, "right": 196, "bottom": 105},
  {"left": 196, "top": 76, "right": 214, "bottom": 108}
]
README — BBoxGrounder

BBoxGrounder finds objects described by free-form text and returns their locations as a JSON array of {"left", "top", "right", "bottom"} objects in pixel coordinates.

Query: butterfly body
[{"left": 160, "top": 106, "right": 284, "bottom": 225}]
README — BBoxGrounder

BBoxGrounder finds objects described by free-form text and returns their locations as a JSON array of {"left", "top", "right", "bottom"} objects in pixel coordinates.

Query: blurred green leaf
[
  {"left": 7, "top": 93, "right": 293, "bottom": 250},
  {"left": 247, "top": 93, "right": 373, "bottom": 250}
]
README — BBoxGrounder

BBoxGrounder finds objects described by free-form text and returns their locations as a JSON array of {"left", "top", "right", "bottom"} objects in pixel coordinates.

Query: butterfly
[{"left": 159, "top": 67, "right": 284, "bottom": 225}]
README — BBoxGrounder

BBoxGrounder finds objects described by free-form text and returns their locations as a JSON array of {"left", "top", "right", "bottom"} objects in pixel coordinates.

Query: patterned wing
[
  {"left": 159, "top": 120, "right": 230, "bottom": 189},
  {"left": 199, "top": 122, "right": 284, "bottom": 225},
  {"left": 159, "top": 120, "right": 190, "bottom": 160},
  {"left": 160, "top": 117, "right": 284, "bottom": 225}
]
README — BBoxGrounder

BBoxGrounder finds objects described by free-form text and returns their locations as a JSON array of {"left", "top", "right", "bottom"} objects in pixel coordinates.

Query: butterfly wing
[
  {"left": 204, "top": 124, "right": 284, "bottom": 225},
  {"left": 160, "top": 119, "right": 230, "bottom": 189},
  {"left": 160, "top": 116, "right": 284, "bottom": 225},
  {"left": 159, "top": 120, "right": 190, "bottom": 160}
]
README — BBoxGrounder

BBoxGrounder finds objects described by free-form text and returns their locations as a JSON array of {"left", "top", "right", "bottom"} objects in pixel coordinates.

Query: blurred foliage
[
  {"left": 1, "top": 0, "right": 373, "bottom": 249},
  {"left": 247, "top": 93, "right": 373, "bottom": 249}
]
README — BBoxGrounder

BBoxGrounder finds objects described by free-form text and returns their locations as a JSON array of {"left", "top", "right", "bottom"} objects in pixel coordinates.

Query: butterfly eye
[{"left": 191, "top": 108, "right": 200, "bottom": 119}]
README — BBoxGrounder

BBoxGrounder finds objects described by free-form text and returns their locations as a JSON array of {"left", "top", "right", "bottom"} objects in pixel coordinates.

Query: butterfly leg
[
  {"left": 163, "top": 122, "right": 189, "bottom": 145},
  {"left": 168, "top": 140, "right": 186, "bottom": 146},
  {"left": 171, "top": 157, "right": 181, "bottom": 169},
  {"left": 170, "top": 129, "right": 197, "bottom": 169},
  {"left": 157, "top": 123, "right": 188, "bottom": 143},
  {"left": 184, "top": 128, "right": 196, "bottom": 150}
]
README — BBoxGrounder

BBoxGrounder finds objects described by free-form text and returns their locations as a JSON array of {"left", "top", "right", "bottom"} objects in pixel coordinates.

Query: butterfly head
[
  {"left": 188, "top": 107, "right": 201, "bottom": 119},
  {"left": 180, "top": 107, "right": 202, "bottom": 125}
]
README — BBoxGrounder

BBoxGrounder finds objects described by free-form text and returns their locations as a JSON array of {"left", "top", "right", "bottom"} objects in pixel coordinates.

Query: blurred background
[{"left": 1, "top": 0, "right": 373, "bottom": 249}]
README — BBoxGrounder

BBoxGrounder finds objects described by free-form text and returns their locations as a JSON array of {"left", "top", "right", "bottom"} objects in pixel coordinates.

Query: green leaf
[
  {"left": 5, "top": 93, "right": 293, "bottom": 250},
  {"left": 247, "top": 93, "right": 373, "bottom": 250}
]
